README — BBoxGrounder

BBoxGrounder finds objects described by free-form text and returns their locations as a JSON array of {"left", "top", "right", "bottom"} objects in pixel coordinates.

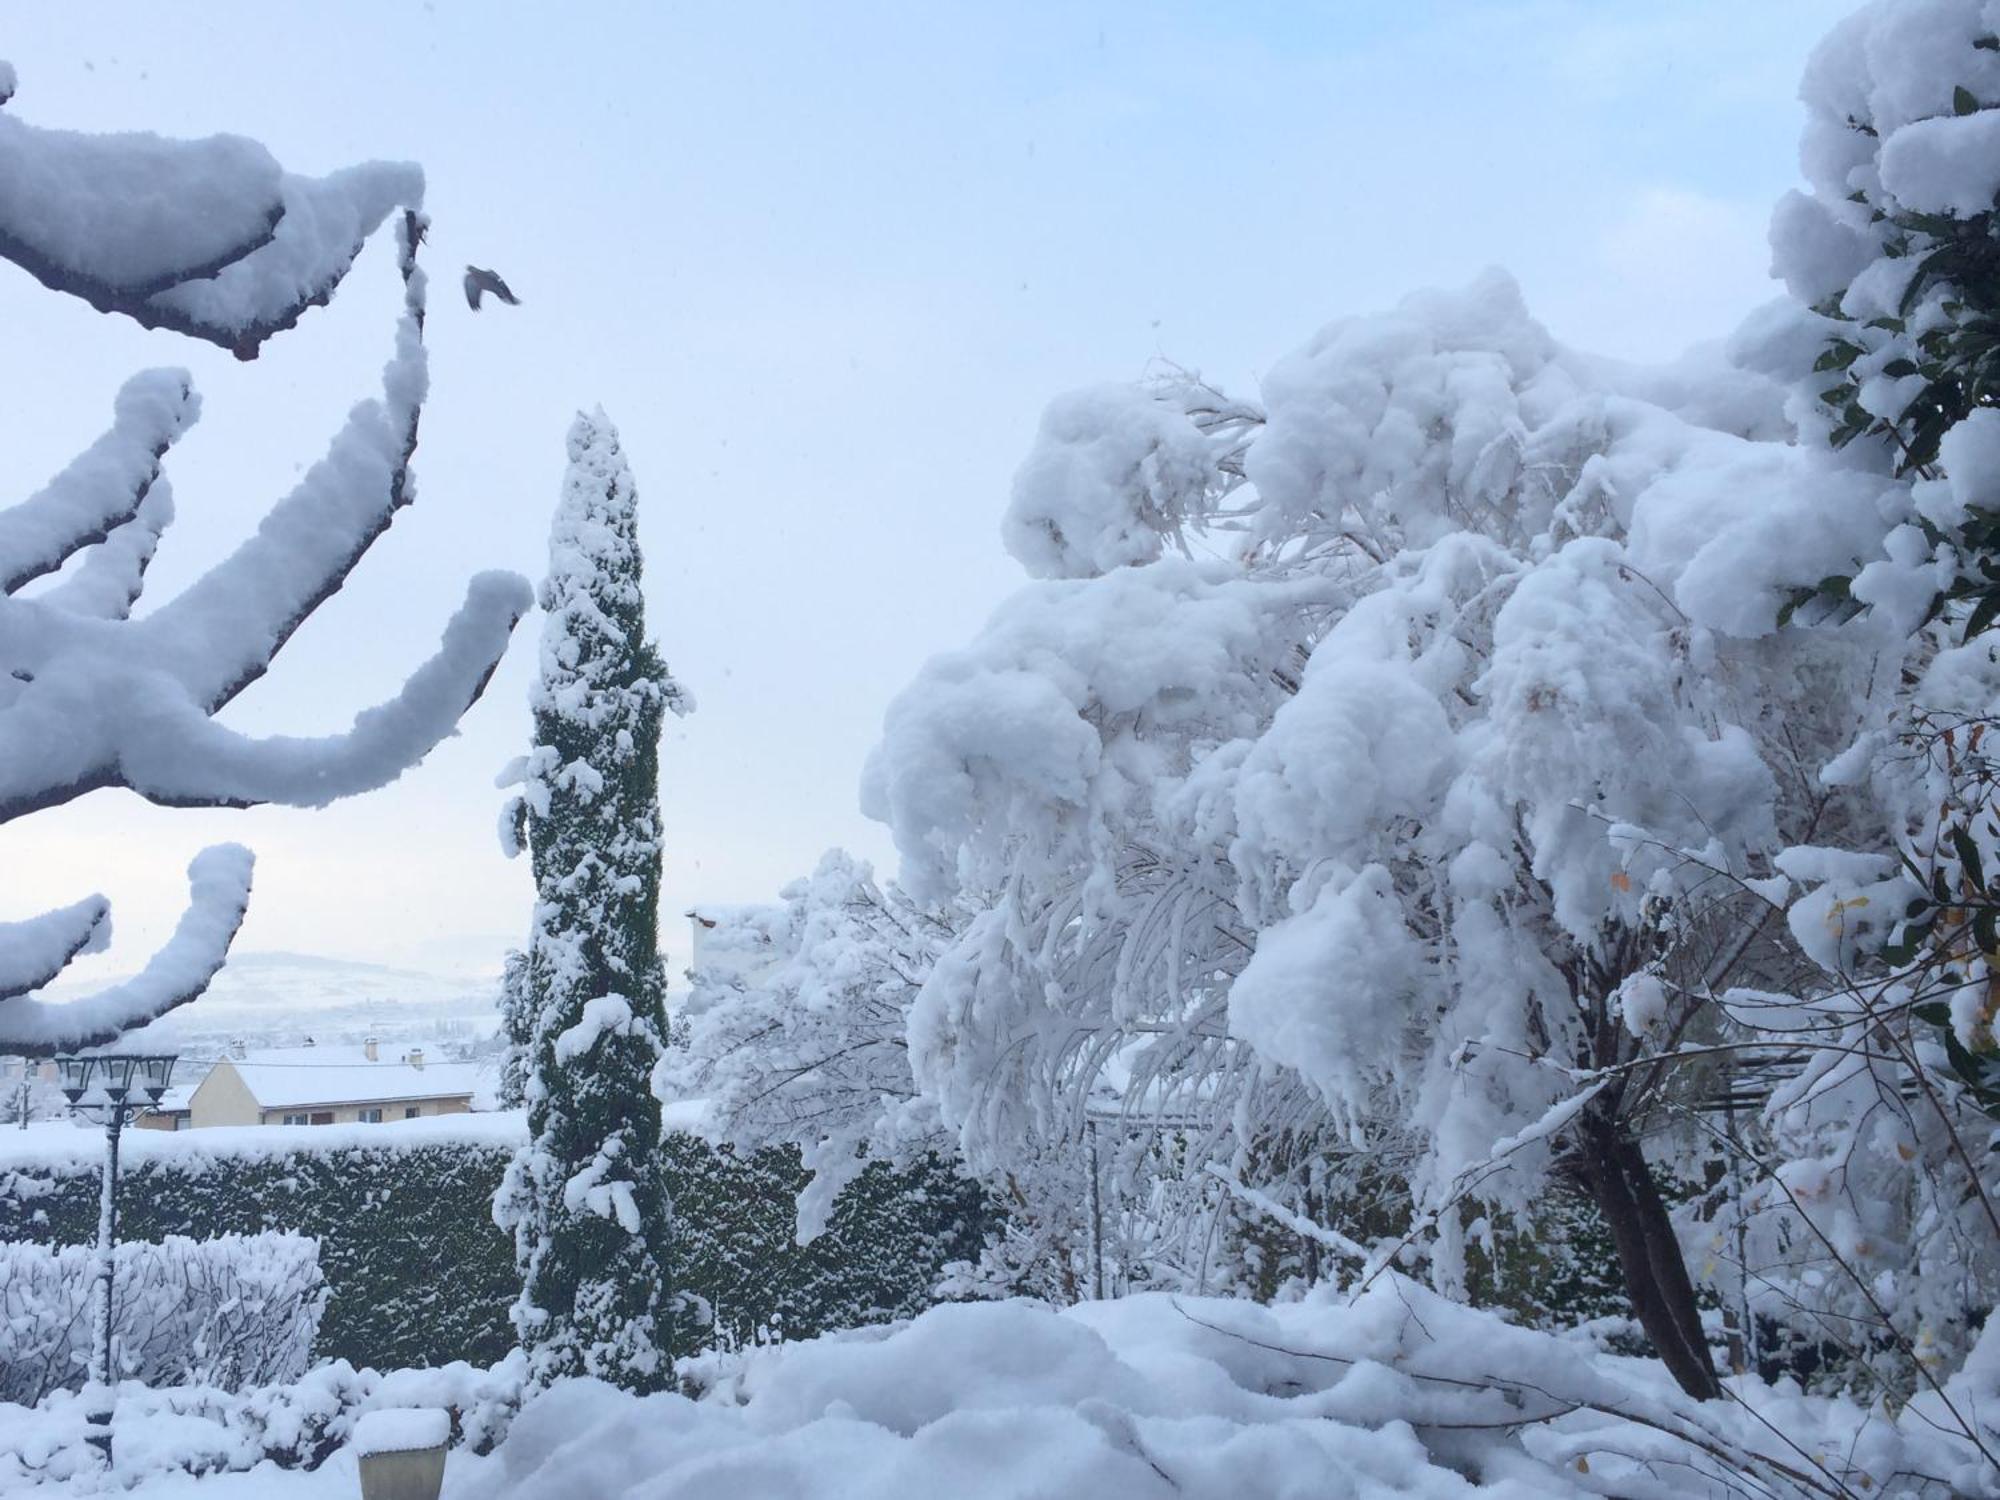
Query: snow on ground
[{"left": 2, "top": 1277, "right": 1974, "bottom": 1498}]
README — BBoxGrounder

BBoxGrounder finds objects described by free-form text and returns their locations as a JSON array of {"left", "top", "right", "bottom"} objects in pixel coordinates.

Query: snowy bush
[
  {"left": 0, "top": 1232, "right": 323, "bottom": 1404},
  {"left": 0, "top": 1354, "right": 525, "bottom": 1489}
]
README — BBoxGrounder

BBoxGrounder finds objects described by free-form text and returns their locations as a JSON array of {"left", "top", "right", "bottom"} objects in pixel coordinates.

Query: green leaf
[
  {"left": 1964, "top": 586, "right": 2000, "bottom": 640},
  {"left": 1959, "top": 825, "right": 1993, "bottom": 890},
  {"left": 1957, "top": 85, "right": 1981, "bottom": 116},
  {"left": 1882, "top": 358, "right": 1920, "bottom": 378}
]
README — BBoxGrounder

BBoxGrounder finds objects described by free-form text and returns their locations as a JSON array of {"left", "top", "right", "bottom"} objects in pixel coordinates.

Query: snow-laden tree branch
[
  {"left": 0, "top": 897, "right": 109, "bottom": 1001},
  {"left": 0, "top": 75, "right": 531, "bottom": 1053},
  {"left": 0, "top": 846, "right": 253, "bottom": 1057},
  {"left": 0, "top": 68, "right": 421, "bottom": 359}
]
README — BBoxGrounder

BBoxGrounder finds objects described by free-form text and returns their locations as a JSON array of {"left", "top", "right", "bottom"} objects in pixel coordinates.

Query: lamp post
[{"left": 56, "top": 1051, "right": 176, "bottom": 1469}]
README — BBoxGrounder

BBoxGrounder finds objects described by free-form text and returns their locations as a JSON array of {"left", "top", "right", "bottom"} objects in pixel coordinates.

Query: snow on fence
[{"left": 0, "top": 1231, "right": 323, "bottom": 1404}]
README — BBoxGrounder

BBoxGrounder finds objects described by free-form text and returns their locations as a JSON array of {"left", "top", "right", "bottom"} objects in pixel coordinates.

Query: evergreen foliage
[
  {"left": 0, "top": 1131, "right": 518, "bottom": 1371},
  {"left": 496, "top": 949, "right": 531, "bottom": 1111},
  {"left": 0, "top": 1126, "right": 985, "bottom": 1373},
  {"left": 494, "top": 411, "right": 689, "bottom": 1394}
]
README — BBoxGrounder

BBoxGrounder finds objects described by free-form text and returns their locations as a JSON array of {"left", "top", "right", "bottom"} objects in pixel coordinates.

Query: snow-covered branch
[
  {"left": 0, "top": 213, "right": 529, "bottom": 822},
  {"left": 0, "top": 844, "right": 252, "bottom": 1055},
  {"left": 0, "top": 68, "right": 421, "bottom": 358},
  {"left": 0, "top": 81, "right": 527, "bottom": 1055},
  {"left": 0, "top": 896, "right": 109, "bottom": 1002},
  {"left": 0, "top": 370, "right": 194, "bottom": 594}
]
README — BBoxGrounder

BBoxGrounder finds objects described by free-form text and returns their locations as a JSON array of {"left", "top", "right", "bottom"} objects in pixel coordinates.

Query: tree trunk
[{"left": 1574, "top": 1112, "right": 1722, "bottom": 1401}]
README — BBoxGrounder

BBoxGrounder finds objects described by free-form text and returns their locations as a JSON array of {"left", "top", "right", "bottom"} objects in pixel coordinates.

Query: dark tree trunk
[{"left": 1573, "top": 1110, "right": 1722, "bottom": 1401}]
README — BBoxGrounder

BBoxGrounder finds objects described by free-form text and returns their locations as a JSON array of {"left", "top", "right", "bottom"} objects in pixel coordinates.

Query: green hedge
[
  {"left": 0, "top": 1117, "right": 983, "bottom": 1370},
  {"left": 666, "top": 1134, "right": 985, "bottom": 1346}
]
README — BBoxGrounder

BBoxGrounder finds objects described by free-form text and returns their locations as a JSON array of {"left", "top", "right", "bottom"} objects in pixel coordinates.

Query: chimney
[
  {"left": 364, "top": 1037, "right": 379, "bottom": 1062},
  {"left": 408, "top": 1048, "right": 424, "bottom": 1071}
]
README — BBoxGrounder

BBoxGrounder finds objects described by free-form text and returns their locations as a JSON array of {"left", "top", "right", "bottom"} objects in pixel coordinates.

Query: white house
[{"left": 181, "top": 1040, "right": 481, "bottom": 1129}]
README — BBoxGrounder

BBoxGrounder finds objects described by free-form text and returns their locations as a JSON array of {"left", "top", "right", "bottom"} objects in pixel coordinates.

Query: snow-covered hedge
[
  {"left": 0, "top": 1231, "right": 322, "bottom": 1405},
  {"left": 0, "top": 1116, "right": 984, "bottom": 1369},
  {"left": 0, "top": 1118, "right": 522, "bottom": 1372}
]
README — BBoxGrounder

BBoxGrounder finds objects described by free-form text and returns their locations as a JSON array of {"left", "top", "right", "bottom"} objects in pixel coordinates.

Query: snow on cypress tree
[
  {"left": 496, "top": 948, "right": 531, "bottom": 1110},
  {"left": 494, "top": 409, "right": 690, "bottom": 1393}
]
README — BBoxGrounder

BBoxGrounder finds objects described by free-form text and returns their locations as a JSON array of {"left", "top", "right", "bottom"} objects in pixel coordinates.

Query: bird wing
[{"left": 463, "top": 266, "right": 520, "bottom": 311}]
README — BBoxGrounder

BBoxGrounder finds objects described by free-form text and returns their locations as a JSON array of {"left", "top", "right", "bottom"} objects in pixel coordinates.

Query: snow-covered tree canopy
[
  {"left": 0, "top": 67, "right": 532, "bottom": 1054},
  {"left": 661, "top": 850, "right": 957, "bottom": 1244},
  {"left": 857, "top": 0, "right": 2000, "bottom": 1403}
]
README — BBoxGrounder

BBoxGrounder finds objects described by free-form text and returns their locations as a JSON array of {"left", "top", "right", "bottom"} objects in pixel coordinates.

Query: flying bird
[{"left": 463, "top": 265, "right": 521, "bottom": 311}]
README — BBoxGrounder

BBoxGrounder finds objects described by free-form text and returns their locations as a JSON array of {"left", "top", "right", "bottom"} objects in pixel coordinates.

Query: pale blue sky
[{"left": 2, "top": 1, "right": 1835, "bottom": 979}]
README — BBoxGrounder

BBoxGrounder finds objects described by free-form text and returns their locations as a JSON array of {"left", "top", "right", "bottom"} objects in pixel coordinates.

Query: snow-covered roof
[
  {"left": 142, "top": 1082, "right": 196, "bottom": 1114},
  {"left": 209, "top": 1045, "right": 480, "bottom": 1109}
]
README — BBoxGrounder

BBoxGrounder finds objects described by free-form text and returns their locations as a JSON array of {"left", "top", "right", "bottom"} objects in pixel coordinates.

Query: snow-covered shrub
[
  {"left": 0, "top": 1354, "right": 525, "bottom": 1489},
  {"left": 0, "top": 67, "right": 531, "bottom": 1054},
  {"left": 0, "top": 1232, "right": 323, "bottom": 1404}
]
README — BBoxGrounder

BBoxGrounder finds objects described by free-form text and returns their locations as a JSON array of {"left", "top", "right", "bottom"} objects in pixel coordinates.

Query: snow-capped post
[
  {"left": 0, "top": 69, "right": 533, "bottom": 1055},
  {"left": 495, "top": 410, "right": 690, "bottom": 1393}
]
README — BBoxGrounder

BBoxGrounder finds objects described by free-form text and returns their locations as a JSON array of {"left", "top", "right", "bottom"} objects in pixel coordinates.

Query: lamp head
[{"left": 56, "top": 1055, "right": 93, "bottom": 1105}]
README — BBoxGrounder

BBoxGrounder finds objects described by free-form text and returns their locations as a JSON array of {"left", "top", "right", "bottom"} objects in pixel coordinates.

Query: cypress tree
[
  {"left": 495, "top": 948, "right": 531, "bottom": 1110},
  {"left": 494, "top": 409, "right": 690, "bottom": 1392}
]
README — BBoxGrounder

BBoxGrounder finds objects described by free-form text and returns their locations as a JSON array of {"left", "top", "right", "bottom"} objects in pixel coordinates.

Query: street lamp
[{"left": 56, "top": 1051, "right": 177, "bottom": 1469}]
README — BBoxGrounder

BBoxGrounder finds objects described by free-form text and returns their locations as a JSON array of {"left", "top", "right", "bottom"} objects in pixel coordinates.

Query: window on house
[
  {"left": 359, "top": 1107, "right": 384, "bottom": 1123},
  {"left": 281, "top": 1113, "right": 308, "bottom": 1126},
  {"left": 405, "top": 1106, "right": 421, "bottom": 1119},
  {"left": 309, "top": 1112, "right": 334, "bottom": 1125}
]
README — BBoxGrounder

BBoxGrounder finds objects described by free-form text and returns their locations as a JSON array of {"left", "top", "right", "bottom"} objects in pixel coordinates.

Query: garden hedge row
[{"left": 0, "top": 1115, "right": 983, "bottom": 1370}]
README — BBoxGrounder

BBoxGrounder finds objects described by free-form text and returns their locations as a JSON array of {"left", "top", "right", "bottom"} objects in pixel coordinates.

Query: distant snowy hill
[{"left": 40, "top": 951, "right": 503, "bottom": 1060}]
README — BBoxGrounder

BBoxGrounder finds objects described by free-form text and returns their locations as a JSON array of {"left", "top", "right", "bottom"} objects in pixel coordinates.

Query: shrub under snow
[{"left": 0, "top": 1232, "right": 324, "bottom": 1405}]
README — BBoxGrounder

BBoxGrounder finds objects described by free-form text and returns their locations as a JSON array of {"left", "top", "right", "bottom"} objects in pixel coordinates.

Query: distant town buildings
[{"left": 136, "top": 1040, "right": 483, "bottom": 1131}]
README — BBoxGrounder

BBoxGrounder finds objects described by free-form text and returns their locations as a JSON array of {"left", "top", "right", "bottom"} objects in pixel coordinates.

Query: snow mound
[{"left": 475, "top": 1283, "right": 1961, "bottom": 1500}]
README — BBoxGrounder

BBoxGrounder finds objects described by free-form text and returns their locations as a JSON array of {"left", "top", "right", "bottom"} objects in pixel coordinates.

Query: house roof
[
  {"left": 210, "top": 1045, "right": 480, "bottom": 1109},
  {"left": 142, "top": 1083, "right": 196, "bottom": 1114}
]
